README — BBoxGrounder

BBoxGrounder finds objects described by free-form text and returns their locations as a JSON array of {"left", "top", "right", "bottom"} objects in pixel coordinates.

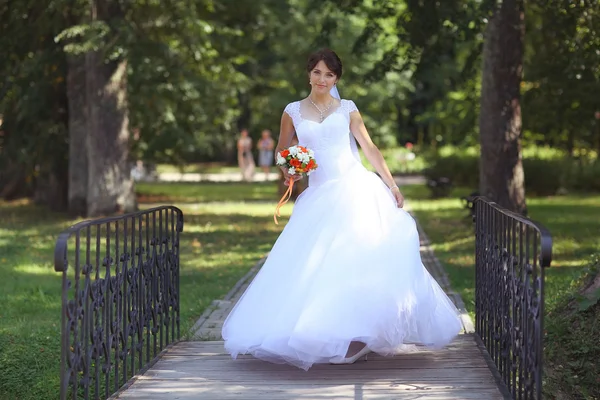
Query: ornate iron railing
[
  {"left": 54, "top": 206, "right": 184, "bottom": 400},
  {"left": 474, "top": 198, "right": 552, "bottom": 400}
]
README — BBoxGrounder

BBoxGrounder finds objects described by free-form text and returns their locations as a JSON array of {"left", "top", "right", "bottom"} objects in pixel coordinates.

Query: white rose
[
  {"left": 308, "top": 149, "right": 315, "bottom": 158},
  {"left": 297, "top": 153, "right": 309, "bottom": 163},
  {"left": 289, "top": 146, "right": 298, "bottom": 156},
  {"left": 288, "top": 167, "right": 296, "bottom": 175},
  {"left": 276, "top": 153, "right": 286, "bottom": 165}
]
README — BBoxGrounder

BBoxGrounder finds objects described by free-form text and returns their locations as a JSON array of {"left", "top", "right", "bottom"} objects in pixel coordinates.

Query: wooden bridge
[{"left": 55, "top": 198, "right": 551, "bottom": 400}]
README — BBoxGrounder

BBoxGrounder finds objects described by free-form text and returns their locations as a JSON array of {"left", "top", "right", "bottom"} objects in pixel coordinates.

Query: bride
[{"left": 221, "top": 48, "right": 462, "bottom": 370}]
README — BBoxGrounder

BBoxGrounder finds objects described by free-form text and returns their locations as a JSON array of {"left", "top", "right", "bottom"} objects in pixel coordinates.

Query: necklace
[{"left": 308, "top": 96, "right": 334, "bottom": 122}]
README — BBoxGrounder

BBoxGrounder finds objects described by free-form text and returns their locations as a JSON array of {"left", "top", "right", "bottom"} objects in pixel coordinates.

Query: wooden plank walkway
[
  {"left": 112, "top": 206, "right": 507, "bottom": 399},
  {"left": 114, "top": 335, "right": 505, "bottom": 399}
]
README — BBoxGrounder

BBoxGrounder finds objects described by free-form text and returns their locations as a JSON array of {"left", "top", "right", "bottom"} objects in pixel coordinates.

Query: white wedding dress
[{"left": 222, "top": 99, "right": 462, "bottom": 370}]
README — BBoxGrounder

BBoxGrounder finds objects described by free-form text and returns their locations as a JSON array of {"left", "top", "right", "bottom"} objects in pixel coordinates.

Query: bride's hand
[
  {"left": 281, "top": 167, "right": 302, "bottom": 186},
  {"left": 391, "top": 187, "right": 404, "bottom": 208}
]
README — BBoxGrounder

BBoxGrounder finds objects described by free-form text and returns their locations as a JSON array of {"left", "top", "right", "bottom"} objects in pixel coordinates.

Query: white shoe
[{"left": 329, "top": 346, "right": 371, "bottom": 364}]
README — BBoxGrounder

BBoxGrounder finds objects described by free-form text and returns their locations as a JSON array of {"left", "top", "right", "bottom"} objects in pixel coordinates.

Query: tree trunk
[
  {"left": 67, "top": 54, "right": 88, "bottom": 215},
  {"left": 596, "top": 118, "right": 600, "bottom": 156},
  {"left": 479, "top": 0, "right": 527, "bottom": 215},
  {"left": 84, "top": 0, "right": 136, "bottom": 217},
  {"left": 34, "top": 164, "right": 68, "bottom": 211},
  {"left": 0, "top": 160, "right": 30, "bottom": 200}
]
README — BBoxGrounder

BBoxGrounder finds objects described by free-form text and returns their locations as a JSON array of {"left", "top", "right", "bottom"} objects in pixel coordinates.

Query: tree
[{"left": 479, "top": 0, "right": 527, "bottom": 214}]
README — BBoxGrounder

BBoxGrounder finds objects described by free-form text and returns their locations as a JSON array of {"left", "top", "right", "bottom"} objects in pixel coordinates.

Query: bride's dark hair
[{"left": 307, "top": 48, "right": 343, "bottom": 78}]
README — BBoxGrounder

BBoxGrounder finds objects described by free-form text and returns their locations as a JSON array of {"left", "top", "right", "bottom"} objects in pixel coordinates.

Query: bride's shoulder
[
  {"left": 283, "top": 101, "right": 301, "bottom": 119},
  {"left": 341, "top": 98, "right": 359, "bottom": 112}
]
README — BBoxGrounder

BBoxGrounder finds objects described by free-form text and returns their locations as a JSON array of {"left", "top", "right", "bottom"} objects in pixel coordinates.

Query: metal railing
[
  {"left": 474, "top": 197, "right": 552, "bottom": 400},
  {"left": 54, "top": 206, "right": 184, "bottom": 400}
]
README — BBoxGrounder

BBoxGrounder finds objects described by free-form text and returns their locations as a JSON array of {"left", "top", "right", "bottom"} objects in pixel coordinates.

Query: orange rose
[
  {"left": 281, "top": 149, "right": 290, "bottom": 158},
  {"left": 290, "top": 159, "right": 301, "bottom": 168},
  {"left": 307, "top": 159, "right": 315, "bottom": 169}
]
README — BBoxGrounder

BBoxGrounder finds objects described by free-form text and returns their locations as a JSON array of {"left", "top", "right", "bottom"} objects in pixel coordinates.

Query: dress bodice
[{"left": 284, "top": 99, "right": 363, "bottom": 187}]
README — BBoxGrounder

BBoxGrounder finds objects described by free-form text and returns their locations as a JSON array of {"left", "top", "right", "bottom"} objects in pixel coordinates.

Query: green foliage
[
  {"left": 524, "top": 1, "right": 600, "bottom": 155},
  {"left": 55, "top": 21, "right": 111, "bottom": 55},
  {"left": 566, "top": 159, "right": 600, "bottom": 193},
  {"left": 335, "top": 0, "right": 489, "bottom": 146},
  {"left": 422, "top": 147, "right": 479, "bottom": 189},
  {"left": 423, "top": 146, "right": 600, "bottom": 195},
  {"left": 0, "top": 0, "right": 70, "bottom": 198}
]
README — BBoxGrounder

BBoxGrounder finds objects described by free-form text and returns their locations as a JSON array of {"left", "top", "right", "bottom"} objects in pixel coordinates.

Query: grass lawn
[
  {"left": 0, "top": 181, "right": 287, "bottom": 400},
  {"left": 135, "top": 181, "right": 279, "bottom": 203},
  {"left": 404, "top": 186, "right": 600, "bottom": 400}
]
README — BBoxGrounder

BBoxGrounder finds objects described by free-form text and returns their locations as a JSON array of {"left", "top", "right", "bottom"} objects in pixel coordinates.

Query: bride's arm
[
  {"left": 276, "top": 112, "right": 301, "bottom": 183},
  {"left": 276, "top": 113, "right": 295, "bottom": 153},
  {"left": 350, "top": 111, "right": 405, "bottom": 206}
]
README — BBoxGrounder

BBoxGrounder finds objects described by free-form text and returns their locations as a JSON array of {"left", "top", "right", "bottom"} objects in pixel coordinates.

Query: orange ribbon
[{"left": 273, "top": 180, "right": 295, "bottom": 225}]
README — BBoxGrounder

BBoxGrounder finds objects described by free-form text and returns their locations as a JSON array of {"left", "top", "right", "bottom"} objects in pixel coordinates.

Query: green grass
[
  {"left": 0, "top": 182, "right": 288, "bottom": 400},
  {"left": 156, "top": 163, "right": 241, "bottom": 174},
  {"left": 405, "top": 186, "right": 600, "bottom": 399},
  {"left": 0, "top": 201, "right": 68, "bottom": 399},
  {"left": 136, "top": 181, "right": 279, "bottom": 203}
]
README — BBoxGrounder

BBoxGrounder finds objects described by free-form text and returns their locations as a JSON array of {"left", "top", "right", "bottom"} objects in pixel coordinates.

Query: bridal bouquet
[
  {"left": 276, "top": 145, "right": 318, "bottom": 177},
  {"left": 273, "top": 145, "right": 318, "bottom": 224}
]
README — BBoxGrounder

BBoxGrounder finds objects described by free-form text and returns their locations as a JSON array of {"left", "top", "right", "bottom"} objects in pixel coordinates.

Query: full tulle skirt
[{"left": 222, "top": 165, "right": 462, "bottom": 370}]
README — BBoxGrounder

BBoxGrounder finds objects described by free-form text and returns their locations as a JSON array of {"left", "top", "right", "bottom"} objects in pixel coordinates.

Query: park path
[
  {"left": 112, "top": 197, "right": 508, "bottom": 400},
  {"left": 156, "top": 170, "right": 427, "bottom": 185}
]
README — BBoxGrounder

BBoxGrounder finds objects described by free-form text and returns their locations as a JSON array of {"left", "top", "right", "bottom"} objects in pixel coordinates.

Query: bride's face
[{"left": 309, "top": 61, "right": 337, "bottom": 95}]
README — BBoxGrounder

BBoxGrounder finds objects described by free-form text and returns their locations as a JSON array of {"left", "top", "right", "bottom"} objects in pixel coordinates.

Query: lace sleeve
[
  {"left": 344, "top": 99, "right": 359, "bottom": 114},
  {"left": 284, "top": 102, "right": 301, "bottom": 128}
]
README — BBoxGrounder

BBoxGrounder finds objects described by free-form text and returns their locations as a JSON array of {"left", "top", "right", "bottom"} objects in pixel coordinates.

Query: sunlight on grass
[
  {"left": 136, "top": 181, "right": 279, "bottom": 203},
  {"left": 13, "top": 264, "right": 59, "bottom": 275}
]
